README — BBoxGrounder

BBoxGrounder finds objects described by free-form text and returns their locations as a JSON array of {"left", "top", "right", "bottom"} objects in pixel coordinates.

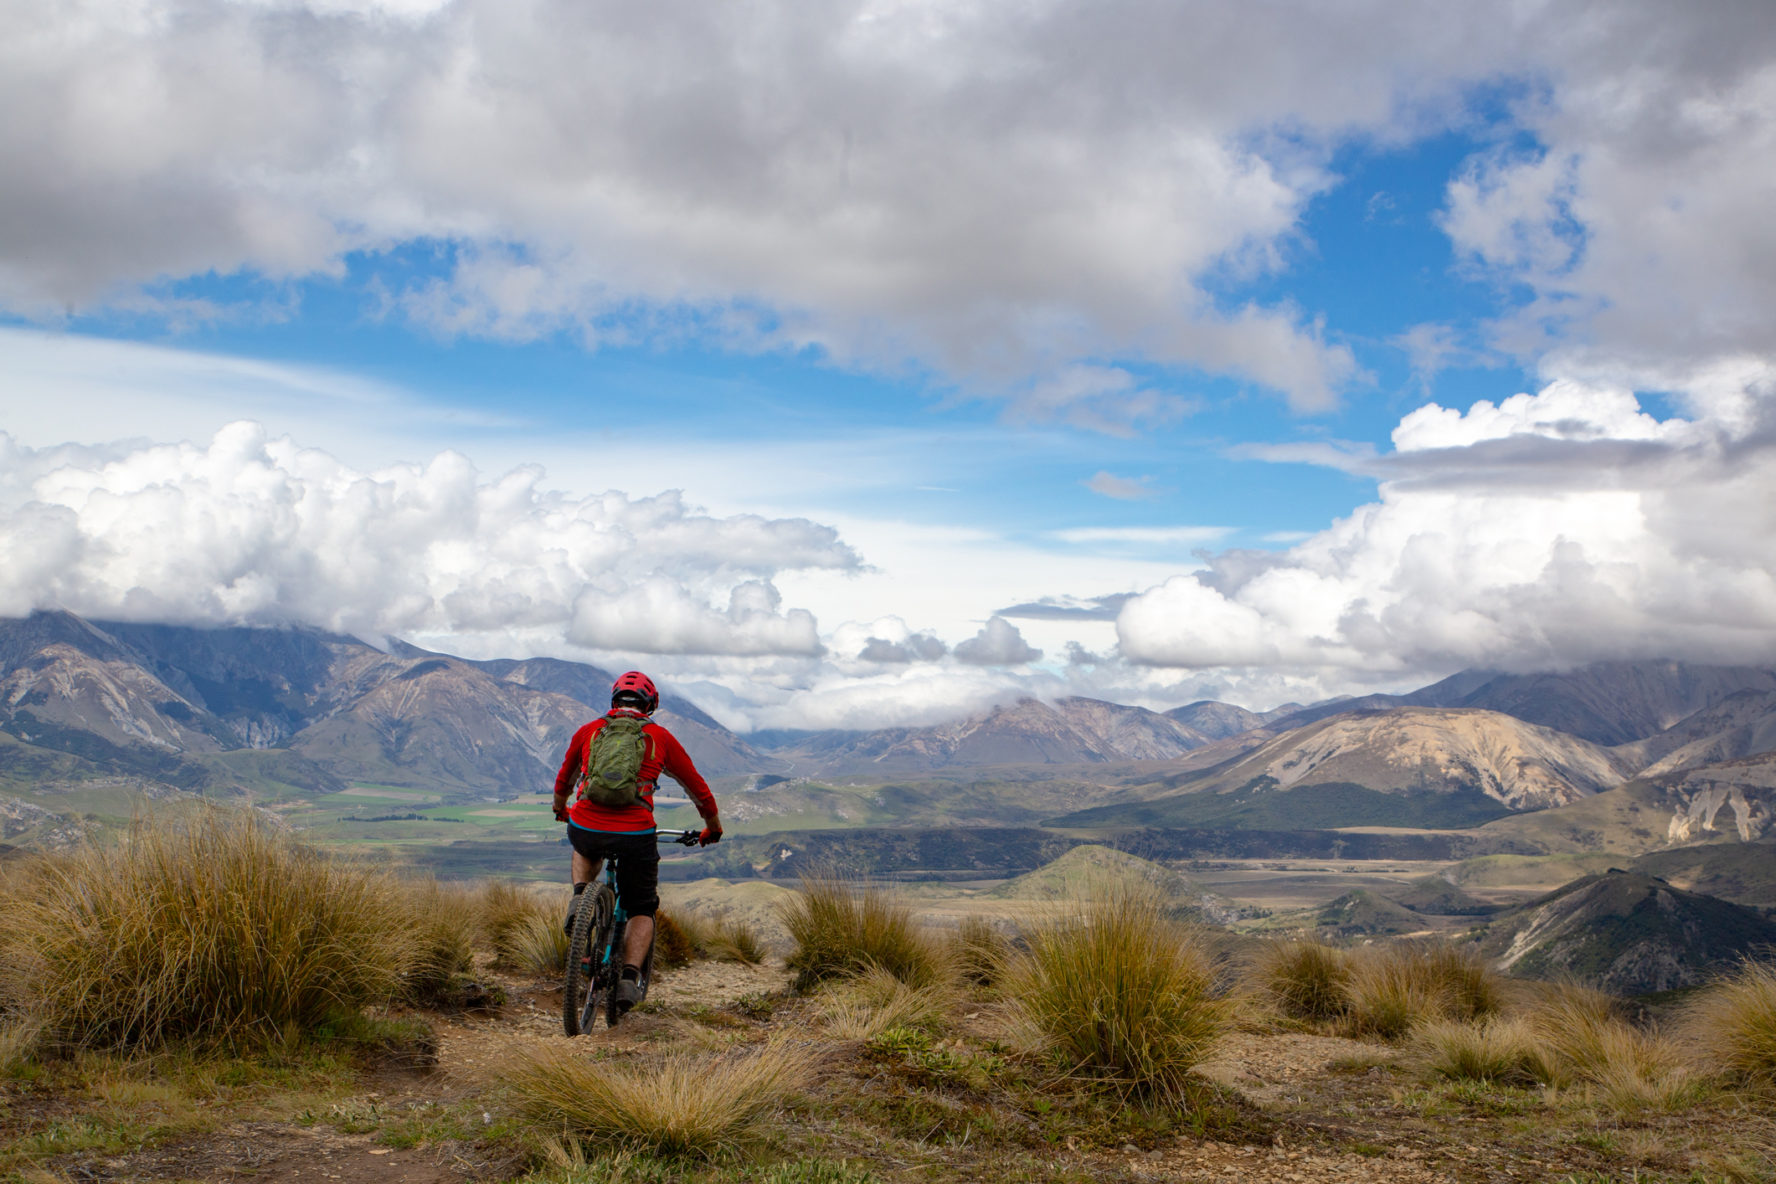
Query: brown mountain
[
  {"left": 1272, "top": 662, "right": 1776, "bottom": 746},
  {"left": 1054, "top": 707, "right": 1635, "bottom": 830},
  {"left": 759, "top": 696, "right": 1212, "bottom": 774},
  {"left": 0, "top": 611, "right": 766, "bottom": 798}
]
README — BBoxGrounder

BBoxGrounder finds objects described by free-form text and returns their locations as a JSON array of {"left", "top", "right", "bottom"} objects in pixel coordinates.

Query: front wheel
[{"left": 562, "top": 886, "right": 615, "bottom": 1036}]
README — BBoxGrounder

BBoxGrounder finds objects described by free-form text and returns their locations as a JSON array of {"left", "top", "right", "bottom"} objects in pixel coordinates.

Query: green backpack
[{"left": 576, "top": 716, "right": 653, "bottom": 808}]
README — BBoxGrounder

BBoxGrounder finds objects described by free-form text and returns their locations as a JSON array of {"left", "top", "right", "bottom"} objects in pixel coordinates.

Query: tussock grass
[
  {"left": 820, "top": 965, "right": 956, "bottom": 1040},
  {"left": 507, "top": 912, "right": 572, "bottom": 977},
  {"left": 781, "top": 873, "right": 944, "bottom": 990},
  {"left": 1007, "top": 878, "right": 1228, "bottom": 1101},
  {"left": 1343, "top": 942, "right": 1501, "bottom": 1040},
  {"left": 1588, "top": 1027, "right": 1702, "bottom": 1114},
  {"left": 1686, "top": 960, "right": 1776, "bottom": 1088},
  {"left": 500, "top": 1036, "right": 814, "bottom": 1157},
  {"left": 955, "top": 916, "right": 1011, "bottom": 987},
  {"left": 1412, "top": 1017, "right": 1558, "bottom": 1086},
  {"left": 653, "top": 910, "right": 696, "bottom": 968},
  {"left": 1256, "top": 940, "right": 1351, "bottom": 1023},
  {"left": 1524, "top": 981, "right": 1622, "bottom": 1080},
  {"left": 480, "top": 881, "right": 568, "bottom": 971},
  {"left": 710, "top": 918, "right": 766, "bottom": 965},
  {"left": 0, "top": 810, "right": 413, "bottom": 1048},
  {"left": 399, "top": 879, "right": 477, "bottom": 1005},
  {"left": 1518, "top": 981, "right": 1700, "bottom": 1112}
]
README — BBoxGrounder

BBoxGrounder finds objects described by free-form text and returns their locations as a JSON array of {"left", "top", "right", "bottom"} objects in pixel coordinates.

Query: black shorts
[{"left": 566, "top": 826, "right": 660, "bottom": 918}]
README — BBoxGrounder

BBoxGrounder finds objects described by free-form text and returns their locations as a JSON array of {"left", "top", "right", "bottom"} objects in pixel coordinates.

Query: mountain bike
[{"left": 563, "top": 828, "right": 701, "bottom": 1035}]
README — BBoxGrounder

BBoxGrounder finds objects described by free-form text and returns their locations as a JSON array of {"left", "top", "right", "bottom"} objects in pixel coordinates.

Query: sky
[{"left": 3, "top": 0, "right": 1776, "bottom": 730}]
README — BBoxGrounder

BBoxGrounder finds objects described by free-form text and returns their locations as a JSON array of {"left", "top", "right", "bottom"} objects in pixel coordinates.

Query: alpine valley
[{"left": 5, "top": 611, "right": 1776, "bottom": 912}]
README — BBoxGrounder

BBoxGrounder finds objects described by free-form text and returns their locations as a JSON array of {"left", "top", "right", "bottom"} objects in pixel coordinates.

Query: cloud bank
[
  {"left": 0, "top": 422, "right": 856, "bottom": 655},
  {"left": 16, "top": 2, "right": 1771, "bottom": 416},
  {"left": 1117, "top": 368, "right": 1776, "bottom": 678}
]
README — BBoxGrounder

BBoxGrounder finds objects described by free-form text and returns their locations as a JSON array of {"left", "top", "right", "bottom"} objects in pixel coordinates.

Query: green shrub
[
  {"left": 0, "top": 809, "right": 414, "bottom": 1048},
  {"left": 781, "top": 873, "right": 943, "bottom": 990},
  {"left": 1007, "top": 878, "right": 1228, "bottom": 1100}
]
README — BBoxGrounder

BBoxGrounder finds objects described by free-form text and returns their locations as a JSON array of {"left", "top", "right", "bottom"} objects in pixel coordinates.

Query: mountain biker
[{"left": 553, "top": 670, "right": 723, "bottom": 1013}]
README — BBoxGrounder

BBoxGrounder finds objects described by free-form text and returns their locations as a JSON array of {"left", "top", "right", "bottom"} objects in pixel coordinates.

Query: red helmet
[{"left": 610, "top": 670, "right": 659, "bottom": 714}]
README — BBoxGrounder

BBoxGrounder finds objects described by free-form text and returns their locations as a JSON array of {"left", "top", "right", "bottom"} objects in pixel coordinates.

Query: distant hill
[
  {"left": 989, "top": 844, "right": 1253, "bottom": 925},
  {"left": 1482, "top": 870, "right": 1776, "bottom": 994},
  {"left": 0, "top": 611, "right": 768, "bottom": 801},
  {"left": 1382, "top": 874, "right": 1500, "bottom": 917},
  {"left": 1163, "top": 701, "right": 1269, "bottom": 740},
  {"left": 751, "top": 696, "right": 1213, "bottom": 773},
  {"left": 1272, "top": 663, "right": 1776, "bottom": 746},
  {"left": 1630, "top": 837, "right": 1776, "bottom": 908},
  {"left": 1474, "top": 776, "right": 1776, "bottom": 857},
  {"left": 1315, "top": 889, "right": 1429, "bottom": 937},
  {"left": 1052, "top": 707, "right": 1632, "bottom": 830}
]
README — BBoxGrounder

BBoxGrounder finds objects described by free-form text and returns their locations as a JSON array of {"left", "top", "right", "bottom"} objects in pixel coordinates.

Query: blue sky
[{"left": 2, "top": 0, "right": 1773, "bottom": 728}]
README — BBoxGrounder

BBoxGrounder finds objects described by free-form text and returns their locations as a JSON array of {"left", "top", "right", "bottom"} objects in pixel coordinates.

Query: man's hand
[
  {"left": 552, "top": 796, "right": 569, "bottom": 822},
  {"left": 699, "top": 817, "right": 723, "bottom": 846}
]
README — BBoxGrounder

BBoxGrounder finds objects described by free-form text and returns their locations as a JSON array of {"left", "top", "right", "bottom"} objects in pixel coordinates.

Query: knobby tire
[{"left": 562, "top": 886, "right": 615, "bottom": 1036}]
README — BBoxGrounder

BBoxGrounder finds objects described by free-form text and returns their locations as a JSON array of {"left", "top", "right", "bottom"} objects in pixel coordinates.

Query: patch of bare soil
[{"left": 62, "top": 1123, "right": 473, "bottom": 1184}]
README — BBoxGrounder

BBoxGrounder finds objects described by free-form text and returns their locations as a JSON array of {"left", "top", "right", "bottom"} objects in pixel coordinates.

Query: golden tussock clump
[
  {"left": 1006, "top": 877, "right": 1228, "bottom": 1101},
  {"left": 1684, "top": 960, "right": 1776, "bottom": 1089},
  {"left": 0, "top": 809, "right": 415, "bottom": 1048},
  {"left": 499, "top": 1037, "right": 815, "bottom": 1158},
  {"left": 781, "top": 872, "right": 946, "bottom": 990}
]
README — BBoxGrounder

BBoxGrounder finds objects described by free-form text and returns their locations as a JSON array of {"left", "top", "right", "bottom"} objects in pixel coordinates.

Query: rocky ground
[{"left": 4, "top": 956, "right": 1773, "bottom": 1184}]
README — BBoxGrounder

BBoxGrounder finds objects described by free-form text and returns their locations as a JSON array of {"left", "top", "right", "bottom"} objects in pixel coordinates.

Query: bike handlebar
[{"left": 656, "top": 829, "right": 702, "bottom": 846}]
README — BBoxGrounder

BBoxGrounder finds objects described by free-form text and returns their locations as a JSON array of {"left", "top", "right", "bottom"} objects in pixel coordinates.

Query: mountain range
[{"left": 5, "top": 611, "right": 1776, "bottom": 854}]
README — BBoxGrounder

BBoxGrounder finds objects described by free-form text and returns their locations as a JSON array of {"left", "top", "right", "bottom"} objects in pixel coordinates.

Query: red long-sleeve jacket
[{"left": 552, "top": 708, "right": 719, "bottom": 834}]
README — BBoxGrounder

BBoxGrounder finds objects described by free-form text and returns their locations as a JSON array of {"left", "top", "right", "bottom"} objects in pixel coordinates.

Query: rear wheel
[{"left": 562, "top": 886, "right": 615, "bottom": 1036}]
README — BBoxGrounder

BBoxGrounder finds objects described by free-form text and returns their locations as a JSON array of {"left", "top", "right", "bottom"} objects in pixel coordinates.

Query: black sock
[
  {"left": 573, "top": 881, "right": 588, "bottom": 895},
  {"left": 620, "top": 965, "right": 641, "bottom": 982}
]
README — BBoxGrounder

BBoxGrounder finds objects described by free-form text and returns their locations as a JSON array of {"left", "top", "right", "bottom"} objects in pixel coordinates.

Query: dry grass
[
  {"left": 709, "top": 917, "right": 766, "bottom": 965},
  {"left": 399, "top": 879, "right": 477, "bottom": 1004},
  {"left": 955, "top": 916, "right": 1011, "bottom": 987},
  {"left": 1518, "top": 981, "right": 1701, "bottom": 1112},
  {"left": 820, "top": 965, "right": 956, "bottom": 1040},
  {"left": 1342, "top": 942, "right": 1501, "bottom": 1040},
  {"left": 1256, "top": 940, "right": 1351, "bottom": 1023},
  {"left": 480, "top": 880, "right": 566, "bottom": 971},
  {"left": 1686, "top": 960, "right": 1776, "bottom": 1088},
  {"left": 781, "top": 873, "right": 945, "bottom": 990},
  {"left": 507, "top": 912, "right": 572, "bottom": 977},
  {"left": 499, "top": 1036, "right": 815, "bottom": 1157},
  {"left": 654, "top": 910, "right": 697, "bottom": 968},
  {"left": 0, "top": 809, "right": 413, "bottom": 1047},
  {"left": 1006, "top": 878, "right": 1228, "bottom": 1101},
  {"left": 1412, "top": 1016, "right": 1560, "bottom": 1086},
  {"left": 1523, "top": 980, "right": 1622, "bottom": 1080}
]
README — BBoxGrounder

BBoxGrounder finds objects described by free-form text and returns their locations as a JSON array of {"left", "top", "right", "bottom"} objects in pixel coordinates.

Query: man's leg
[
  {"left": 566, "top": 844, "right": 602, "bottom": 934},
  {"left": 622, "top": 915, "right": 654, "bottom": 969}
]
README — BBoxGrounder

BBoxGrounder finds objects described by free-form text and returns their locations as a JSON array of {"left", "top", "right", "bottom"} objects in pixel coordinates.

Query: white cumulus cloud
[
  {"left": 0, "top": 422, "right": 857, "bottom": 655},
  {"left": 1117, "top": 371, "right": 1776, "bottom": 679}
]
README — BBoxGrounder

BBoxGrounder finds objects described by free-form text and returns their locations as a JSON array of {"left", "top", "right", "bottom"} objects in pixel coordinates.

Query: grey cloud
[
  {"left": 858, "top": 632, "right": 948, "bottom": 663},
  {"left": 954, "top": 617, "right": 1043, "bottom": 666},
  {"left": 996, "top": 594, "right": 1133, "bottom": 622}
]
